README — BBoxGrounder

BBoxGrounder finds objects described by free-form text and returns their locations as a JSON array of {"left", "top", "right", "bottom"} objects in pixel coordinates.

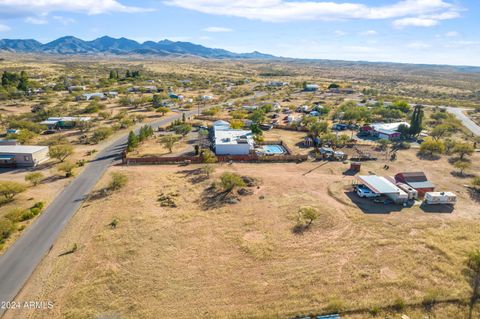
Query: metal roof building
[{"left": 357, "top": 175, "right": 409, "bottom": 204}]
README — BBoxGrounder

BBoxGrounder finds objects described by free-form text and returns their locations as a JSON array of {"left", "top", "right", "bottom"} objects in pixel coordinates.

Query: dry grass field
[{"left": 7, "top": 148, "right": 480, "bottom": 319}]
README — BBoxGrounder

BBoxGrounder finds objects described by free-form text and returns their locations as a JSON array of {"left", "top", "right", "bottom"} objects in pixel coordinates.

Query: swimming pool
[{"left": 261, "top": 144, "right": 285, "bottom": 155}]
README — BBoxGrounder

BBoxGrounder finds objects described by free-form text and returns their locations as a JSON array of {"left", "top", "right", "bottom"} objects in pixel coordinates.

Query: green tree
[
  {"left": 108, "top": 172, "right": 128, "bottom": 191},
  {"left": 91, "top": 127, "right": 113, "bottom": 144},
  {"left": 220, "top": 172, "right": 245, "bottom": 193},
  {"left": 202, "top": 149, "right": 218, "bottom": 163},
  {"left": 297, "top": 207, "right": 319, "bottom": 229},
  {"left": 25, "top": 172, "right": 44, "bottom": 186},
  {"left": 159, "top": 134, "right": 180, "bottom": 153},
  {"left": 249, "top": 109, "right": 266, "bottom": 124},
  {"left": 173, "top": 124, "right": 192, "bottom": 136},
  {"left": 17, "top": 71, "right": 29, "bottom": 91},
  {"left": 156, "top": 107, "right": 169, "bottom": 116},
  {"left": 9, "top": 130, "right": 37, "bottom": 144},
  {"left": 0, "top": 218, "right": 15, "bottom": 244},
  {"left": 49, "top": 144, "right": 74, "bottom": 162},
  {"left": 431, "top": 124, "right": 453, "bottom": 140},
  {"left": 328, "top": 83, "right": 340, "bottom": 89},
  {"left": 453, "top": 160, "right": 471, "bottom": 176},
  {"left": 308, "top": 120, "right": 329, "bottom": 141},
  {"left": 420, "top": 138, "right": 445, "bottom": 156},
  {"left": 229, "top": 119, "right": 244, "bottom": 129},
  {"left": 452, "top": 143, "right": 474, "bottom": 160},
  {"left": 57, "top": 161, "right": 75, "bottom": 178},
  {"left": 473, "top": 177, "right": 480, "bottom": 189},
  {"left": 127, "top": 131, "right": 139, "bottom": 152},
  {"left": 409, "top": 104, "right": 424, "bottom": 137},
  {"left": 0, "top": 181, "right": 27, "bottom": 201}
]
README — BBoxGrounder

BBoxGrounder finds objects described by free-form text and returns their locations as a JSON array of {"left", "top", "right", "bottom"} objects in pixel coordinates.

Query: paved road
[
  {"left": 0, "top": 111, "right": 194, "bottom": 317},
  {"left": 445, "top": 107, "right": 480, "bottom": 136}
]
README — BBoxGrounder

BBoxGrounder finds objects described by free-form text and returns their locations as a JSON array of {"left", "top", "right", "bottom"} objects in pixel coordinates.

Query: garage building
[{"left": 0, "top": 145, "right": 49, "bottom": 167}]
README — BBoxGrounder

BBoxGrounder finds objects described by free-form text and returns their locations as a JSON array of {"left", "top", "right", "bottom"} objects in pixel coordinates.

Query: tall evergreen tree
[
  {"left": 17, "top": 71, "right": 29, "bottom": 91},
  {"left": 127, "top": 131, "right": 139, "bottom": 152},
  {"left": 409, "top": 104, "right": 424, "bottom": 137}
]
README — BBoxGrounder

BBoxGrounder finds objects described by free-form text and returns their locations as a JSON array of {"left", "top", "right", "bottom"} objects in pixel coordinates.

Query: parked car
[
  {"left": 332, "top": 123, "right": 348, "bottom": 131},
  {"left": 356, "top": 185, "right": 380, "bottom": 198}
]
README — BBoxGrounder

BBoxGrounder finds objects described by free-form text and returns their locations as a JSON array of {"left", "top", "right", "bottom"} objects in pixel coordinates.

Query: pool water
[{"left": 261, "top": 145, "right": 285, "bottom": 154}]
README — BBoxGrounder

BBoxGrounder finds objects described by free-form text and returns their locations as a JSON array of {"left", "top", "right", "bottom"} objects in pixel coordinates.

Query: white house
[
  {"left": 0, "top": 145, "right": 49, "bottom": 167},
  {"left": 304, "top": 84, "right": 319, "bottom": 91},
  {"left": 267, "top": 81, "right": 288, "bottom": 87},
  {"left": 78, "top": 93, "right": 106, "bottom": 101},
  {"left": 212, "top": 120, "right": 254, "bottom": 155}
]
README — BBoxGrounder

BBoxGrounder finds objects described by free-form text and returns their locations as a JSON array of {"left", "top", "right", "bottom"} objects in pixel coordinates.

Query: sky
[{"left": 0, "top": 0, "right": 479, "bottom": 66}]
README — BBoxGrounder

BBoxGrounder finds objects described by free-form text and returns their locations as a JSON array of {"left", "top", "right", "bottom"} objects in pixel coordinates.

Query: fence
[{"left": 123, "top": 152, "right": 307, "bottom": 165}]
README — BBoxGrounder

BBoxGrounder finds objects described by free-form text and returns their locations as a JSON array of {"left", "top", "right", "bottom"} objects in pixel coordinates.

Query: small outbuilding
[
  {"left": 394, "top": 172, "right": 435, "bottom": 197},
  {"left": 0, "top": 145, "right": 49, "bottom": 167}
]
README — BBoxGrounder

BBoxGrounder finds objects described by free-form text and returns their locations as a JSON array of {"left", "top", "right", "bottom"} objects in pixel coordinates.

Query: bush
[
  {"left": 108, "top": 172, "right": 128, "bottom": 191},
  {"left": 91, "top": 127, "right": 113, "bottom": 144},
  {"left": 49, "top": 144, "right": 74, "bottom": 162},
  {"left": 422, "top": 290, "right": 439, "bottom": 310},
  {"left": 57, "top": 161, "right": 76, "bottom": 177},
  {"left": 0, "top": 218, "right": 15, "bottom": 243},
  {"left": 369, "top": 306, "right": 380, "bottom": 316},
  {"left": 220, "top": 172, "right": 245, "bottom": 192},
  {"left": 0, "top": 181, "right": 27, "bottom": 201},
  {"left": 25, "top": 172, "right": 44, "bottom": 186},
  {"left": 392, "top": 298, "right": 406, "bottom": 312}
]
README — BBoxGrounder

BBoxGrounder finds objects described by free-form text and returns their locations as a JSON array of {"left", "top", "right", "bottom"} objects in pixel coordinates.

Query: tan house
[{"left": 0, "top": 145, "right": 49, "bottom": 168}]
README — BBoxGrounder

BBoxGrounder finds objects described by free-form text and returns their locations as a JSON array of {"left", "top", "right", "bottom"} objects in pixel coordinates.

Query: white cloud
[
  {"left": 406, "top": 41, "right": 431, "bottom": 49},
  {"left": 0, "top": 0, "right": 151, "bottom": 18},
  {"left": 445, "top": 31, "right": 458, "bottom": 37},
  {"left": 393, "top": 17, "right": 438, "bottom": 28},
  {"left": 25, "top": 17, "right": 48, "bottom": 24},
  {"left": 360, "top": 30, "right": 378, "bottom": 36},
  {"left": 165, "top": 0, "right": 460, "bottom": 26},
  {"left": 0, "top": 23, "right": 10, "bottom": 31},
  {"left": 203, "top": 26, "right": 233, "bottom": 32},
  {"left": 53, "top": 16, "right": 75, "bottom": 25},
  {"left": 334, "top": 30, "right": 347, "bottom": 36}
]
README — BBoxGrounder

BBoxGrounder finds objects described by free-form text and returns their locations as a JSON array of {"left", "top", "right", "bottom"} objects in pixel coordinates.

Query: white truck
[
  {"left": 356, "top": 185, "right": 380, "bottom": 198},
  {"left": 424, "top": 192, "right": 457, "bottom": 205}
]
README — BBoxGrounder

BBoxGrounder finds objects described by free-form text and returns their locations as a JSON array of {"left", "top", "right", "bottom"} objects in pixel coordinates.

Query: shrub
[
  {"left": 326, "top": 297, "right": 344, "bottom": 313},
  {"left": 0, "top": 181, "right": 27, "bottom": 201},
  {"left": 201, "top": 149, "right": 218, "bottom": 163},
  {"left": 420, "top": 138, "right": 445, "bottom": 156},
  {"left": 369, "top": 306, "right": 380, "bottom": 316},
  {"left": 392, "top": 298, "right": 406, "bottom": 312},
  {"left": 108, "top": 172, "right": 128, "bottom": 191},
  {"left": 220, "top": 172, "right": 245, "bottom": 192},
  {"left": 0, "top": 218, "right": 15, "bottom": 243},
  {"left": 25, "top": 172, "right": 44, "bottom": 186},
  {"left": 57, "top": 161, "right": 76, "bottom": 177},
  {"left": 91, "top": 127, "right": 113, "bottom": 144},
  {"left": 422, "top": 290, "right": 439, "bottom": 310},
  {"left": 5, "top": 208, "right": 25, "bottom": 223},
  {"left": 49, "top": 144, "right": 74, "bottom": 162}
]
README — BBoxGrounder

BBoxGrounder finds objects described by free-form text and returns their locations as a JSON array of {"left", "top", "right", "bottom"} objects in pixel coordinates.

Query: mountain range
[{"left": 0, "top": 36, "right": 275, "bottom": 59}]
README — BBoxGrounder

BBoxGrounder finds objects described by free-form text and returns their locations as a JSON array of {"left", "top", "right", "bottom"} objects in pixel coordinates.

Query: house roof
[
  {"left": 396, "top": 172, "right": 428, "bottom": 182},
  {"left": 214, "top": 129, "right": 254, "bottom": 146},
  {"left": 371, "top": 122, "right": 409, "bottom": 135},
  {"left": 0, "top": 145, "right": 48, "bottom": 154},
  {"left": 357, "top": 175, "right": 404, "bottom": 194},
  {"left": 407, "top": 181, "right": 435, "bottom": 189}
]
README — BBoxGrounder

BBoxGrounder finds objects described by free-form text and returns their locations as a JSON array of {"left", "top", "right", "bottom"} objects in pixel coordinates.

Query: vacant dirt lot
[{"left": 6, "top": 149, "right": 480, "bottom": 319}]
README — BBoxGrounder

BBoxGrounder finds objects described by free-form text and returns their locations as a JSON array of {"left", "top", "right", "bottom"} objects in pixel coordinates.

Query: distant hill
[{"left": 0, "top": 35, "right": 275, "bottom": 59}]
